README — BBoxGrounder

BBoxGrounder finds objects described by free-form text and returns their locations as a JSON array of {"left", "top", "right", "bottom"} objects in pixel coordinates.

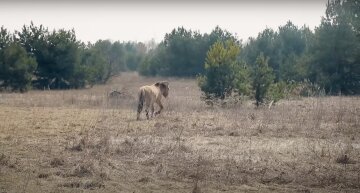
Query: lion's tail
[{"left": 137, "top": 89, "right": 144, "bottom": 120}]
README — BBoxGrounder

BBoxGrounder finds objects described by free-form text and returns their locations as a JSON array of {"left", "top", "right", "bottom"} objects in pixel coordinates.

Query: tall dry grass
[{"left": 0, "top": 72, "right": 359, "bottom": 193}]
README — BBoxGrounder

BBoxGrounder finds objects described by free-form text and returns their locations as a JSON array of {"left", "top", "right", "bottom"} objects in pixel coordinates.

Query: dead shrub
[
  {"left": 201, "top": 93, "right": 242, "bottom": 108},
  {"left": 38, "top": 173, "right": 50, "bottom": 179},
  {"left": 95, "top": 135, "right": 111, "bottom": 153},
  {"left": 192, "top": 181, "right": 202, "bottom": 193},
  {"left": 138, "top": 176, "right": 152, "bottom": 183},
  {"left": 107, "top": 89, "right": 135, "bottom": 109},
  {"left": 99, "top": 171, "right": 110, "bottom": 180},
  {"left": 71, "top": 162, "right": 94, "bottom": 177},
  {"left": 67, "top": 137, "right": 86, "bottom": 152},
  {"left": 50, "top": 157, "right": 65, "bottom": 167},
  {"left": 229, "top": 131, "right": 240, "bottom": 137},
  {"left": 60, "top": 181, "right": 81, "bottom": 188},
  {"left": 0, "top": 153, "right": 15, "bottom": 168},
  {"left": 115, "top": 138, "right": 135, "bottom": 155},
  {"left": 335, "top": 154, "right": 351, "bottom": 164},
  {"left": 83, "top": 180, "right": 105, "bottom": 189},
  {"left": 0, "top": 153, "right": 9, "bottom": 166}
]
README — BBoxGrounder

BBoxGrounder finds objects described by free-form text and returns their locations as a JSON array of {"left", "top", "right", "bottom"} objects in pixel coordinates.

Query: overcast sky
[{"left": 0, "top": 0, "right": 328, "bottom": 43}]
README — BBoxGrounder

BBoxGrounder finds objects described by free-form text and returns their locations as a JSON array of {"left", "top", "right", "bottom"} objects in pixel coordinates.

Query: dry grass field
[{"left": 0, "top": 72, "right": 359, "bottom": 193}]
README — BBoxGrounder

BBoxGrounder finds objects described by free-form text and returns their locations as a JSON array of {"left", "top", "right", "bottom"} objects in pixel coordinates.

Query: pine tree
[
  {"left": 309, "top": 0, "right": 360, "bottom": 94},
  {"left": 0, "top": 43, "right": 37, "bottom": 92},
  {"left": 252, "top": 53, "right": 274, "bottom": 107},
  {"left": 198, "top": 40, "right": 241, "bottom": 100}
]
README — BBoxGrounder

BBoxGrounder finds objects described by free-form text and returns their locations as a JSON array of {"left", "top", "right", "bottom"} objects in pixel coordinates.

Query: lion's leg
[
  {"left": 144, "top": 103, "right": 150, "bottom": 120},
  {"left": 137, "top": 102, "right": 143, "bottom": 120},
  {"left": 136, "top": 111, "right": 141, "bottom": 120},
  {"left": 150, "top": 104, "right": 155, "bottom": 118},
  {"left": 137, "top": 92, "right": 142, "bottom": 120},
  {"left": 155, "top": 101, "right": 163, "bottom": 116}
]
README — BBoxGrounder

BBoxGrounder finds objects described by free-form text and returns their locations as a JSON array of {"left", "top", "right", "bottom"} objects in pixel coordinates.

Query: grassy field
[{"left": 0, "top": 72, "right": 359, "bottom": 193}]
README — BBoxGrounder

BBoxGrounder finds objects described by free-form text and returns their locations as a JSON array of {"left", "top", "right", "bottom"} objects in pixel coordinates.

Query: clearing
[{"left": 0, "top": 73, "right": 359, "bottom": 193}]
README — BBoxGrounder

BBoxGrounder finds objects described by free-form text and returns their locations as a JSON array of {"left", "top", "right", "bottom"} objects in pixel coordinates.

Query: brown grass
[{"left": 0, "top": 72, "right": 359, "bottom": 193}]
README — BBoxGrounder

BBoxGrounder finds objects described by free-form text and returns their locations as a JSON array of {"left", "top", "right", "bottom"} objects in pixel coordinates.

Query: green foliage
[
  {"left": 79, "top": 44, "right": 108, "bottom": 85},
  {"left": 198, "top": 40, "right": 244, "bottom": 100},
  {"left": 1, "top": 22, "right": 147, "bottom": 91},
  {"left": 44, "top": 29, "right": 81, "bottom": 89},
  {"left": 90, "top": 40, "right": 117, "bottom": 83},
  {"left": 267, "top": 81, "right": 288, "bottom": 103},
  {"left": 15, "top": 22, "right": 48, "bottom": 59},
  {"left": 234, "top": 64, "right": 252, "bottom": 97},
  {"left": 0, "top": 27, "right": 37, "bottom": 91},
  {"left": 138, "top": 44, "right": 167, "bottom": 76},
  {"left": 251, "top": 53, "right": 275, "bottom": 107},
  {"left": 1, "top": 0, "right": 359, "bottom": 98},
  {"left": 125, "top": 42, "right": 146, "bottom": 71},
  {"left": 139, "top": 26, "right": 238, "bottom": 77},
  {"left": 0, "top": 27, "right": 11, "bottom": 50},
  {"left": 80, "top": 40, "right": 147, "bottom": 85},
  {"left": 0, "top": 43, "right": 37, "bottom": 92},
  {"left": 296, "top": 80, "right": 324, "bottom": 97},
  {"left": 241, "top": 22, "right": 312, "bottom": 82},
  {"left": 308, "top": 0, "right": 360, "bottom": 94},
  {"left": 15, "top": 23, "right": 81, "bottom": 89},
  {"left": 241, "top": 2, "right": 359, "bottom": 97},
  {"left": 266, "top": 81, "right": 307, "bottom": 102},
  {"left": 241, "top": 28, "right": 279, "bottom": 79},
  {"left": 277, "top": 23, "right": 313, "bottom": 82}
]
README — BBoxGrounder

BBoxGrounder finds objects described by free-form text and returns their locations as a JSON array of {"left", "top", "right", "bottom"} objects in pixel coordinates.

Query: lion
[{"left": 136, "top": 81, "right": 169, "bottom": 120}]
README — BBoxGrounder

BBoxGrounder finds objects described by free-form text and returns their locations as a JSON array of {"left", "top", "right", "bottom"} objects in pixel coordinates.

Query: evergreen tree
[
  {"left": 309, "top": 0, "right": 360, "bottom": 94},
  {"left": 198, "top": 40, "right": 242, "bottom": 100},
  {"left": 125, "top": 42, "right": 146, "bottom": 71},
  {"left": 0, "top": 27, "right": 11, "bottom": 50},
  {"left": 16, "top": 23, "right": 83, "bottom": 89},
  {"left": 79, "top": 43, "right": 108, "bottom": 85},
  {"left": 252, "top": 53, "right": 275, "bottom": 107},
  {"left": 139, "top": 26, "right": 238, "bottom": 77},
  {"left": 0, "top": 43, "right": 37, "bottom": 92},
  {"left": 138, "top": 44, "right": 168, "bottom": 76}
]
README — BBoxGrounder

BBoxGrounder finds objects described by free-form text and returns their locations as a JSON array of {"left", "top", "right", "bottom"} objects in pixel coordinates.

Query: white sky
[{"left": 0, "top": 0, "right": 328, "bottom": 43}]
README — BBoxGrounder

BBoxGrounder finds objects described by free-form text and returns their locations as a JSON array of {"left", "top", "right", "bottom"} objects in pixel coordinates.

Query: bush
[
  {"left": 198, "top": 40, "right": 242, "bottom": 100},
  {"left": 267, "top": 81, "right": 288, "bottom": 103},
  {"left": 0, "top": 43, "right": 37, "bottom": 92},
  {"left": 251, "top": 53, "right": 275, "bottom": 107}
]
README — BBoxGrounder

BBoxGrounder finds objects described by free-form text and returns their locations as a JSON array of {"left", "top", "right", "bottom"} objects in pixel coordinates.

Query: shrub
[
  {"left": 198, "top": 40, "right": 242, "bottom": 100},
  {"left": 251, "top": 53, "right": 275, "bottom": 107}
]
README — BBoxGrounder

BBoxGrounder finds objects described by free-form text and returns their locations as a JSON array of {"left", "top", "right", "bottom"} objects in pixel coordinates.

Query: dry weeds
[{"left": 0, "top": 72, "right": 359, "bottom": 193}]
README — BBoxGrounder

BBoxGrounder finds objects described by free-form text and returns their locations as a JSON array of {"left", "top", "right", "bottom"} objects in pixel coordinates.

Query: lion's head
[{"left": 155, "top": 81, "right": 169, "bottom": 98}]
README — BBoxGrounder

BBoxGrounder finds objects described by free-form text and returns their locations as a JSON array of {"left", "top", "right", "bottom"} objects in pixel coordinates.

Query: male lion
[{"left": 137, "top": 81, "right": 169, "bottom": 120}]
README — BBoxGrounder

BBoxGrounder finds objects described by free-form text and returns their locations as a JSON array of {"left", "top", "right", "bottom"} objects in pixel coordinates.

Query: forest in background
[{"left": 0, "top": 0, "right": 359, "bottom": 96}]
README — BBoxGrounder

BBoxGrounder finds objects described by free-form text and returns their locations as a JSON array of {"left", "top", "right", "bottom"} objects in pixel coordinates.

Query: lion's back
[{"left": 139, "top": 85, "right": 160, "bottom": 101}]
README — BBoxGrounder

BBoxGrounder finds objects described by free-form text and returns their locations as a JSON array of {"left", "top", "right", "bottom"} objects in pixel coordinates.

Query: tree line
[
  {"left": 0, "top": 22, "right": 146, "bottom": 91},
  {"left": 0, "top": 0, "right": 359, "bottom": 101},
  {"left": 140, "top": 0, "right": 359, "bottom": 101},
  {"left": 139, "top": 26, "right": 238, "bottom": 77}
]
